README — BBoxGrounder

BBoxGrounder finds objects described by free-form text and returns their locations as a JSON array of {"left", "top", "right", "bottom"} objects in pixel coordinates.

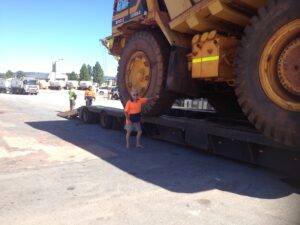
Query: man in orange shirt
[
  {"left": 84, "top": 86, "right": 96, "bottom": 106},
  {"left": 124, "top": 90, "right": 157, "bottom": 149}
]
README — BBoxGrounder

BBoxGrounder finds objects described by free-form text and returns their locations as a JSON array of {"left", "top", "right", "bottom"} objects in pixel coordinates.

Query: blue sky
[{"left": 0, "top": 0, "right": 118, "bottom": 76}]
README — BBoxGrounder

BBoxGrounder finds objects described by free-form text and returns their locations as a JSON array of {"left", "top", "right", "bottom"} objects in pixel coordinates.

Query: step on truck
[{"left": 102, "top": 0, "right": 300, "bottom": 148}]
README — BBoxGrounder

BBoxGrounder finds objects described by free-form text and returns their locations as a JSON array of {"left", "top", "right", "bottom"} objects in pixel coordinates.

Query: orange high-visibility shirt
[
  {"left": 124, "top": 98, "right": 147, "bottom": 124},
  {"left": 84, "top": 90, "right": 95, "bottom": 97}
]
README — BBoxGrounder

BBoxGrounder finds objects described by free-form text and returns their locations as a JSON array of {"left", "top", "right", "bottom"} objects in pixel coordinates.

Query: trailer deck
[{"left": 58, "top": 105, "right": 300, "bottom": 176}]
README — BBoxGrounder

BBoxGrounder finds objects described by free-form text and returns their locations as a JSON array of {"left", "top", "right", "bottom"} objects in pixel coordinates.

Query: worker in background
[
  {"left": 124, "top": 89, "right": 158, "bottom": 149},
  {"left": 84, "top": 86, "right": 96, "bottom": 106},
  {"left": 68, "top": 85, "right": 77, "bottom": 112}
]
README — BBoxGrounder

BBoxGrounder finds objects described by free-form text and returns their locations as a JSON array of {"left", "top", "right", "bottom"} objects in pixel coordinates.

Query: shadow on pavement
[{"left": 26, "top": 119, "right": 300, "bottom": 199}]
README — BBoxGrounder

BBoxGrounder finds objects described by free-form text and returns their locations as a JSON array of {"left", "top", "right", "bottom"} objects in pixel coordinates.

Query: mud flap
[{"left": 166, "top": 47, "right": 200, "bottom": 97}]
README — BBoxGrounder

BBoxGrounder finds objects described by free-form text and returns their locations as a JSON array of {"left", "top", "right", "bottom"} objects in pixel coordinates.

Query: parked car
[
  {"left": 98, "top": 86, "right": 112, "bottom": 97},
  {"left": 111, "top": 86, "right": 119, "bottom": 100},
  {"left": 92, "top": 82, "right": 99, "bottom": 91},
  {"left": 79, "top": 81, "right": 93, "bottom": 90},
  {"left": 98, "top": 86, "right": 109, "bottom": 96}
]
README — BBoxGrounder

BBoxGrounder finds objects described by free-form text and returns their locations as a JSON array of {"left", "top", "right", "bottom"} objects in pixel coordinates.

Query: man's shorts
[{"left": 124, "top": 122, "right": 142, "bottom": 132}]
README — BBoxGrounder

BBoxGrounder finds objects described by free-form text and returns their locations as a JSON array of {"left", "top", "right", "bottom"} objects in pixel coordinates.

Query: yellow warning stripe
[
  {"left": 192, "top": 58, "right": 202, "bottom": 63},
  {"left": 192, "top": 56, "right": 219, "bottom": 63}
]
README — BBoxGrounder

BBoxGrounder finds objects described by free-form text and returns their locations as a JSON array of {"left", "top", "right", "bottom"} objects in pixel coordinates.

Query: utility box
[{"left": 190, "top": 32, "right": 239, "bottom": 81}]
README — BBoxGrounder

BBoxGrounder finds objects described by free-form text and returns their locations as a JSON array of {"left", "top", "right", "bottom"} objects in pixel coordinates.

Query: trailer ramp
[{"left": 57, "top": 109, "right": 78, "bottom": 119}]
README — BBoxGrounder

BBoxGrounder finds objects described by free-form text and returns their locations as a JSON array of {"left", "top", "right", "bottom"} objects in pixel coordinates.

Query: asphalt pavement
[{"left": 0, "top": 90, "right": 299, "bottom": 225}]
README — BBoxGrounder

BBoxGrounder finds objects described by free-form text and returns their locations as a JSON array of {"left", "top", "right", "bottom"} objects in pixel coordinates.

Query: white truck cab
[{"left": 11, "top": 78, "right": 39, "bottom": 95}]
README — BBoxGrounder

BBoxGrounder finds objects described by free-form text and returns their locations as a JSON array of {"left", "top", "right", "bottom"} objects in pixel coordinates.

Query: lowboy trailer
[{"left": 58, "top": 105, "right": 300, "bottom": 176}]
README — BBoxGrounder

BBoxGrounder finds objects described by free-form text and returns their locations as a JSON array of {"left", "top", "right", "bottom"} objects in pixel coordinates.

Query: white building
[{"left": 48, "top": 60, "right": 67, "bottom": 81}]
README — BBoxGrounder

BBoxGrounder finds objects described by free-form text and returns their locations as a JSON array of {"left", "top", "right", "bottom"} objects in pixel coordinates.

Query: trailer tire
[
  {"left": 82, "top": 109, "right": 93, "bottom": 123},
  {"left": 235, "top": 0, "right": 300, "bottom": 147},
  {"left": 99, "top": 111, "right": 113, "bottom": 129},
  {"left": 117, "top": 31, "right": 176, "bottom": 116}
]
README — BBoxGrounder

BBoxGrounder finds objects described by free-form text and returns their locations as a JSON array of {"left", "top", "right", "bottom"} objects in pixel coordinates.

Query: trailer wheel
[
  {"left": 82, "top": 109, "right": 93, "bottom": 123},
  {"left": 117, "top": 31, "right": 176, "bottom": 116},
  {"left": 235, "top": 0, "right": 300, "bottom": 147},
  {"left": 99, "top": 111, "right": 113, "bottom": 129}
]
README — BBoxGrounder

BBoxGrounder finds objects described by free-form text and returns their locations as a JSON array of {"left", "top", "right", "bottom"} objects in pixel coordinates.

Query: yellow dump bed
[{"left": 164, "top": 0, "right": 267, "bottom": 33}]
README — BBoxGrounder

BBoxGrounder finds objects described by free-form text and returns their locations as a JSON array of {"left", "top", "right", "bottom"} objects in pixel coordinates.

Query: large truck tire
[
  {"left": 235, "top": 0, "right": 300, "bottom": 147},
  {"left": 117, "top": 31, "right": 177, "bottom": 116}
]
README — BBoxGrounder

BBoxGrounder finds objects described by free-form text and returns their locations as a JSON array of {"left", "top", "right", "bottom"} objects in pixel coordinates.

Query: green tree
[
  {"left": 92, "top": 62, "right": 104, "bottom": 84},
  {"left": 79, "top": 64, "right": 90, "bottom": 81},
  {"left": 6, "top": 70, "right": 14, "bottom": 78},
  {"left": 15, "top": 71, "right": 26, "bottom": 78},
  {"left": 0, "top": 73, "right": 6, "bottom": 78},
  {"left": 87, "top": 64, "right": 92, "bottom": 78},
  {"left": 67, "top": 71, "right": 78, "bottom": 80}
]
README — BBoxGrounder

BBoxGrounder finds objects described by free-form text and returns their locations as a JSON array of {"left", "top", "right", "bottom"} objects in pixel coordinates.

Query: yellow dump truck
[{"left": 102, "top": 0, "right": 300, "bottom": 147}]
